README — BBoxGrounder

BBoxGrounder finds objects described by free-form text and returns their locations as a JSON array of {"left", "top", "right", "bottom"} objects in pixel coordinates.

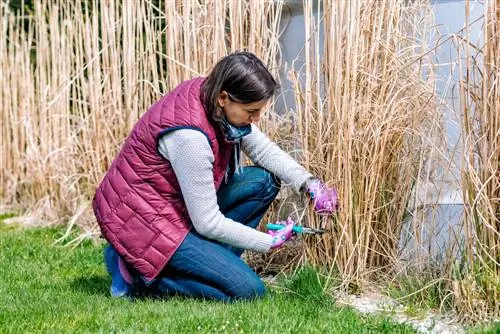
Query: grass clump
[
  {"left": 0, "top": 212, "right": 17, "bottom": 221},
  {"left": 467, "top": 322, "right": 500, "bottom": 334},
  {"left": 282, "top": 265, "right": 334, "bottom": 307},
  {"left": 387, "top": 269, "right": 452, "bottom": 317}
]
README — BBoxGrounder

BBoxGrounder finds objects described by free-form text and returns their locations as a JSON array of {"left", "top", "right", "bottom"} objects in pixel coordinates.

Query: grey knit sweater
[{"left": 158, "top": 124, "right": 313, "bottom": 253}]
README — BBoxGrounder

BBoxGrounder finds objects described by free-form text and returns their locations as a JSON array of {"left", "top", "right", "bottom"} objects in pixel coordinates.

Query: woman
[{"left": 93, "top": 51, "right": 338, "bottom": 302}]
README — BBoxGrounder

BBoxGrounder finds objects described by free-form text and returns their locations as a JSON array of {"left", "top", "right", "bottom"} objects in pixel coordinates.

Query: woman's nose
[{"left": 250, "top": 112, "right": 261, "bottom": 123}]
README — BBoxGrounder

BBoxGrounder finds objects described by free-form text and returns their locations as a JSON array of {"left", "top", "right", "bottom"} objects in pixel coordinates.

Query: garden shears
[{"left": 266, "top": 223, "right": 327, "bottom": 235}]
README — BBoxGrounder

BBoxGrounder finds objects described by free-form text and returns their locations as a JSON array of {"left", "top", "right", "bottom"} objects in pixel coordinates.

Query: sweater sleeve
[
  {"left": 241, "top": 124, "right": 313, "bottom": 193},
  {"left": 157, "top": 129, "right": 273, "bottom": 252}
]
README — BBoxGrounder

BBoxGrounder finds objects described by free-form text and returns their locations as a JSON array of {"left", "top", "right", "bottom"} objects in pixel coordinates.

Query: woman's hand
[
  {"left": 268, "top": 217, "right": 295, "bottom": 249},
  {"left": 306, "top": 178, "right": 339, "bottom": 215}
]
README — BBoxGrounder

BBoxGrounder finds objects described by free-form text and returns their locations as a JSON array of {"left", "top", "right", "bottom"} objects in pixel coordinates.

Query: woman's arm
[
  {"left": 158, "top": 129, "right": 273, "bottom": 252},
  {"left": 241, "top": 124, "right": 314, "bottom": 193}
]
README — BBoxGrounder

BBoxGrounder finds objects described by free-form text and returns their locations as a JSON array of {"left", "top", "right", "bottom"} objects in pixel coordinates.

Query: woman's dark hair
[{"left": 201, "top": 52, "right": 278, "bottom": 121}]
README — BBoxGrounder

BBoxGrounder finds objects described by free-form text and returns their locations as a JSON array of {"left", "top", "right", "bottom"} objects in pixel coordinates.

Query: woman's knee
[
  {"left": 249, "top": 166, "right": 281, "bottom": 199},
  {"left": 231, "top": 276, "right": 266, "bottom": 301},
  {"left": 223, "top": 262, "right": 267, "bottom": 301}
]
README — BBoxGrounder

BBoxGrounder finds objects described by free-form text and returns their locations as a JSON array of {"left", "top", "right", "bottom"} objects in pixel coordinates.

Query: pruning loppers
[{"left": 266, "top": 223, "right": 327, "bottom": 235}]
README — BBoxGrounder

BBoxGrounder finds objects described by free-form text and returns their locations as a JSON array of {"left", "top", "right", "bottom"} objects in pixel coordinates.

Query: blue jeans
[{"left": 106, "top": 166, "right": 280, "bottom": 302}]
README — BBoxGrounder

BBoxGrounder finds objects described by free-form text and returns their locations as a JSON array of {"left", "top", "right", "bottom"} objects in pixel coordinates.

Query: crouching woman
[{"left": 92, "top": 52, "right": 338, "bottom": 302}]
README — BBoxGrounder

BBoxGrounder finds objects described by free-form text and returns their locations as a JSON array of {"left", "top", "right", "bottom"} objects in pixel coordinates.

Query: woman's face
[{"left": 218, "top": 91, "right": 268, "bottom": 127}]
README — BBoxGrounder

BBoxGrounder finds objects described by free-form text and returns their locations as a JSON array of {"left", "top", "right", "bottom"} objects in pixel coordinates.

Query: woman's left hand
[{"left": 305, "top": 178, "right": 339, "bottom": 215}]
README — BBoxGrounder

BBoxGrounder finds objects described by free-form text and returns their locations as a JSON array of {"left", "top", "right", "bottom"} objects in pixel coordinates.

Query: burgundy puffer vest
[{"left": 92, "top": 77, "right": 233, "bottom": 282}]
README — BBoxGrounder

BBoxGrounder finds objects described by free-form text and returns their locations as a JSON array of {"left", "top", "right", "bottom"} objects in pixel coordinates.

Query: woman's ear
[{"left": 218, "top": 91, "right": 229, "bottom": 107}]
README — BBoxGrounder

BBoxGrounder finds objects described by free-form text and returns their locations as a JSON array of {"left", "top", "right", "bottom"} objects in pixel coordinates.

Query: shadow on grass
[
  {"left": 69, "top": 275, "right": 110, "bottom": 296},
  {"left": 69, "top": 275, "right": 170, "bottom": 301}
]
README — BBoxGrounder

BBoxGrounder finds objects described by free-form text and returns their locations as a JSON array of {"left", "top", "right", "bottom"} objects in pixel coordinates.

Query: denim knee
[
  {"left": 233, "top": 277, "right": 266, "bottom": 301},
  {"left": 253, "top": 167, "right": 281, "bottom": 200}
]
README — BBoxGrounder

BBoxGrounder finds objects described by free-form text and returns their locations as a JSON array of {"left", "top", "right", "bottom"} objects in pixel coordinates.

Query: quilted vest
[{"left": 92, "top": 77, "right": 233, "bottom": 282}]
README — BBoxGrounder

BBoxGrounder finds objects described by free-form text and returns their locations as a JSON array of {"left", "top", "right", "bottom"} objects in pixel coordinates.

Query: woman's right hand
[{"left": 268, "top": 217, "right": 295, "bottom": 249}]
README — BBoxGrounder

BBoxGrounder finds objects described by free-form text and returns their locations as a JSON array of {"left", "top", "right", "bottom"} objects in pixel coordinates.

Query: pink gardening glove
[
  {"left": 268, "top": 217, "right": 295, "bottom": 249},
  {"left": 306, "top": 178, "right": 339, "bottom": 215}
]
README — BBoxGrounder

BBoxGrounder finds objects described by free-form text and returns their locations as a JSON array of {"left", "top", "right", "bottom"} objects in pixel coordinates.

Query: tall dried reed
[
  {"left": 454, "top": 0, "right": 499, "bottom": 320},
  {"left": 285, "top": 0, "right": 438, "bottom": 285}
]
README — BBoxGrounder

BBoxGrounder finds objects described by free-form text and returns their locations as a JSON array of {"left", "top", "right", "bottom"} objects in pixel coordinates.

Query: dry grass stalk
[{"left": 454, "top": 0, "right": 499, "bottom": 321}]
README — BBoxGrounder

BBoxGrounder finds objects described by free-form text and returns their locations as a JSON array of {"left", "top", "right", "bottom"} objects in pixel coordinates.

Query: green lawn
[{"left": 0, "top": 222, "right": 421, "bottom": 333}]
